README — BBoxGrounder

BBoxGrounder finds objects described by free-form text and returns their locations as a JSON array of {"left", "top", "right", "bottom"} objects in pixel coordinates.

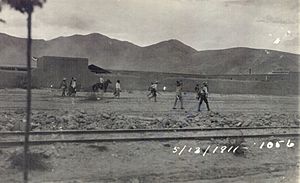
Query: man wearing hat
[
  {"left": 60, "top": 78, "right": 68, "bottom": 97},
  {"left": 197, "top": 82, "right": 210, "bottom": 112},
  {"left": 68, "top": 77, "right": 77, "bottom": 97},
  {"left": 173, "top": 80, "right": 184, "bottom": 109},
  {"left": 114, "top": 80, "right": 121, "bottom": 98},
  {"left": 148, "top": 81, "right": 158, "bottom": 102}
]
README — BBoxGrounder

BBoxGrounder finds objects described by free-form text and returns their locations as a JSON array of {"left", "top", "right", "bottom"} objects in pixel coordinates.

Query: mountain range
[{"left": 0, "top": 32, "right": 299, "bottom": 74}]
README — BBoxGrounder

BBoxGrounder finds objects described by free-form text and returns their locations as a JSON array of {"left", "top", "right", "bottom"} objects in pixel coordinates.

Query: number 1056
[{"left": 259, "top": 139, "right": 295, "bottom": 149}]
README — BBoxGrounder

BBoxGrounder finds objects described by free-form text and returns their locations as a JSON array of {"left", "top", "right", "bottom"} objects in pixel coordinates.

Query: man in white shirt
[
  {"left": 114, "top": 80, "right": 121, "bottom": 98},
  {"left": 99, "top": 77, "right": 104, "bottom": 84},
  {"left": 99, "top": 77, "right": 104, "bottom": 89},
  {"left": 97, "top": 77, "right": 104, "bottom": 99}
]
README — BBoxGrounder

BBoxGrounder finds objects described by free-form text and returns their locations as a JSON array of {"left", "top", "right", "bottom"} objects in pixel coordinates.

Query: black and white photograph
[{"left": 0, "top": 0, "right": 299, "bottom": 182}]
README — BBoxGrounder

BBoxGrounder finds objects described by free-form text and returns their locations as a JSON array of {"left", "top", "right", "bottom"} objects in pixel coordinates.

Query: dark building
[
  {"left": 32, "top": 56, "right": 107, "bottom": 90},
  {"left": 88, "top": 64, "right": 111, "bottom": 74}
]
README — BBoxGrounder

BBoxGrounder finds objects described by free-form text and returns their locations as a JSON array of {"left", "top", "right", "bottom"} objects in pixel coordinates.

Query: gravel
[{"left": 0, "top": 110, "right": 299, "bottom": 131}]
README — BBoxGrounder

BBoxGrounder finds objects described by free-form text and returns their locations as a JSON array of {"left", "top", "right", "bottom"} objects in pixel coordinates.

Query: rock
[
  {"left": 178, "top": 116, "right": 186, "bottom": 122},
  {"left": 269, "top": 167, "right": 276, "bottom": 171},
  {"left": 186, "top": 114, "right": 195, "bottom": 118},
  {"left": 163, "top": 120, "right": 170, "bottom": 127},
  {"left": 235, "top": 117, "right": 243, "bottom": 122},
  {"left": 15, "top": 109, "right": 24, "bottom": 114},
  {"left": 264, "top": 115, "right": 271, "bottom": 120},
  {"left": 116, "top": 115, "right": 124, "bottom": 120},
  {"left": 294, "top": 118, "right": 300, "bottom": 125},
  {"left": 256, "top": 122, "right": 263, "bottom": 126},
  {"left": 87, "top": 124, "right": 96, "bottom": 130},
  {"left": 11, "top": 120, "right": 27, "bottom": 131},
  {"left": 69, "top": 122, "right": 78, "bottom": 129},
  {"left": 77, "top": 114, "right": 85, "bottom": 118},
  {"left": 110, "top": 115, "right": 116, "bottom": 121},
  {"left": 163, "top": 143, "right": 171, "bottom": 147},
  {"left": 77, "top": 118, "right": 86, "bottom": 123},
  {"left": 243, "top": 119, "right": 252, "bottom": 127},
  {"left": 115, "top": 120, "right": 126, "bottom": 124},
  {"left": 31, "top": 123, "right": 39, "bottom": 129},
  {"left": 129, "top": 125, "right": 137, "bottom": 129},
  {"left": 162, "top": 118, "right": 168, "bottom": 123},
  {"left": 102, "top": 113, "right": 110, "bottom": 119},
  {"left": 40, "top": 120, "right": 47, "bottom": 126},
  {"left": 180, "top": 120, "right": 190, "bottom": 128},
  {"left": 6, "top": 123, "right": 14, "bottom": 130},
  {"left": 136, "top": 116, "right": 156, "bottom": 121},
  {"left": 156, "top": 117, "right": 164, "bottom": 122},
  {"left": 79, "top": 109, "right": 87, "bottom": 114},
  {"left": 45, "top": 119, "right": 52, "bottom": 124},
  {"left": 61, "top": 115, "right": 70, "bottom": 122},
  {"left": 210, "top": 117, "right": 218, "bottom": 123},
  {"left": 47, "top": 115, "right": 56, "bottom": 119},
  {"left": 236, "top": 122, "right": 243, "bottom": 127}
]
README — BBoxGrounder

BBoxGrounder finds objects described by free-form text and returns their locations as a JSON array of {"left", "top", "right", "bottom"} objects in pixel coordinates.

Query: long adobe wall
[{"left": 0, "top": 57, "right": 298, "bottom": 95}]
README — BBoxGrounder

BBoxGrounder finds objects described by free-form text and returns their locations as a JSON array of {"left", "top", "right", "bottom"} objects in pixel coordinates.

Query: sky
[{"left": 0, "top": 0, "right": 299, "bottom": 53}]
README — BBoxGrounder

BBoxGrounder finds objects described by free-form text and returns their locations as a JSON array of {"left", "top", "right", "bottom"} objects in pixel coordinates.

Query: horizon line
[{"left": 0, "top": 32, "right": 299, "bottom": 55}]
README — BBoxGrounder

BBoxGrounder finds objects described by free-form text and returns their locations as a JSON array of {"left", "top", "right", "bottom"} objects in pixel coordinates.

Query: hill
[{"left": 0, "top": 33, "right": 299, "bottom": 74}]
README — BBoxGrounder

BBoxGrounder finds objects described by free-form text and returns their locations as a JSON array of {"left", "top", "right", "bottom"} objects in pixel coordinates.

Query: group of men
[
  {"left": 99, "top": 77, "right": 121, "bottom": 98},
  {"left": 60, "top": 77, "right": 210, "bottom": 112},
  {"left": 148, "top": 80, "right": 210, "bottom": 112},
  {"left": 173, "top": 80, "right": 210, "bottom": 111},
  {"left": 60, "top": 77, "right": 121, "bottom": 98},
  {"left": 59, "top": 77, "right": 77, "bottom": 97}
]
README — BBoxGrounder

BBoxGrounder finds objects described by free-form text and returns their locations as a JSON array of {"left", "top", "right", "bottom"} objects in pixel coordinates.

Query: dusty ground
[{"left": 0, "top": 89, "right": 299, "bottom": 183}]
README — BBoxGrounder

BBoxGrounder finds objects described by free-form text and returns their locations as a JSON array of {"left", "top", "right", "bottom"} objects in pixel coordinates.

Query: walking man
[
  {"left": 195, "top": 84, "right": 200, "bottom": 99},
  {"left": 173, "top": 80, "right": 184, "bottom": 109},
  {"left": 68, "top": 77, "right": 77, "bottom": 97},
  {"left": 99, "top": 77, "right": 104, "bottom": 99},
  {"left": 60, "top": 78, "right": 68, "bottom": 96},
  {"left": 148, "top": 81, "right": 158, "bottom": 102},
  {"left": 114, "top": 80, "right": 121, "bottom": 98},
  {"left": 67, "top": 77, "right": 73, "bottom": 96},
  {"left": 147, "top": 82, "right": 154, "bottom": 97},
  {"left": 197, "top": 82, "right": 210, "bottom": 112}
]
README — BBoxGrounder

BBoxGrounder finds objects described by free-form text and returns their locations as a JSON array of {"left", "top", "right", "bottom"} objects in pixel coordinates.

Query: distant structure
[
  {"left": 88, "top": 64, "right": 111, "bottom": 74},
  {"left": 0, "top": 56, "right": 110, "bottom": 90},
  {"left": 0, "top": 56, "right": 298, "bottom": 95},
  {"left": 0, "top": 65, "right": 33, "bottom": 71},
  {"left": 270, "top": 71, "right": 290, "bottom": 74},
  {"left": 32, "top": 56, "right": 109, "bottom": 89}
]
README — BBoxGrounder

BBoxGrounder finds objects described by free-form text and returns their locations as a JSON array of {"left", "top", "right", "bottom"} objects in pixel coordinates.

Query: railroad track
[{"left": 0, "top": 126, "right": 299, "bottom": 147}]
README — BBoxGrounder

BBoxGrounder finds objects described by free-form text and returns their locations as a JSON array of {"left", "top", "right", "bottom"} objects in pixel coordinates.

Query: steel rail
[
  {"left": 0, "top": 131, "right": 299, "bottom": 147},
  {"left": 0, "top": 126, "right": 299, "bottom": 136}
]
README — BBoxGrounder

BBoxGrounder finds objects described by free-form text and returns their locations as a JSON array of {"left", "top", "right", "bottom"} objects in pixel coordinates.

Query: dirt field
[{"left": 0, "top": 89, "right": 299, "bottom": 183}]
